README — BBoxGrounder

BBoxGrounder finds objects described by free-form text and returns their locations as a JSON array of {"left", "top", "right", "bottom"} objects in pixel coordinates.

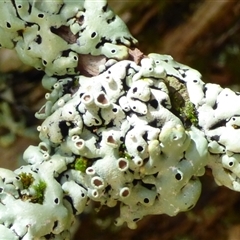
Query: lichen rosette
[
  {"left": 36, "top": 54, "right": 209, "bottom": 229},
  {"left": 1, "top": 0, "right": 240, "bottom": 237}
]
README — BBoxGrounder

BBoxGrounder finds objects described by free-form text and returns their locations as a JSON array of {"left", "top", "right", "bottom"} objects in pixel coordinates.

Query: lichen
[
  {"left": 1, "top": 0, "right": 240, "bottom": 238},
  {"left": 0, "top": 0, "right": 137, "bottom": 76},
  {"left": 36, "top": 54, "right": 210, "bottom": 229}
]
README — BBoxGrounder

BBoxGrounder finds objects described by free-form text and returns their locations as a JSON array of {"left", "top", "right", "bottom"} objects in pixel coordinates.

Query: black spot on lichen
[
  {"left": 144, "top": 198, "right": 149, "bottom": 204},
  {"left": 175, "top": 173, "right": 182, "bottom": 181},
  {"left": 102, "top": 4, "right": 108, "bottom": 12},
  {"left": 38, "top": 13, "right": 44, "bottom": 18},
  {"left": 133, "top": 218, "right": 140, "bottom": 222},
  {"left": 77, "top": 14, "right": 84, "bottom": 25},
  {"left": 53, "top": 221, "right": 58, "bottom": 230},
  {"left": 187, "top": 204, "right": 194, "bottom": 210},
  {"left": 35, "top": 35, "right": 42, "bottom": 44},
  {"left": 209, "top": 120, "right": 226, "bottom": 130},
  {"left": 210, "top": 135, "right": 220, "bottom": 141},
  {"left": 59, "top": 121, "right": 74, "bottom": 139},
  {"left": 91, "top": 32, "right": 97, "bottom": 38},
  {"left": 229, "top": 161, "right": 234, "bottom": 167},
  {"left": 44, "top": 233, "right": 55, "bottom": 239},
  {"left": 132, "top": 87, "right": 137, "bottom": 93},
  {"left": 149, "top": 99, "right": 158, "bottom": 109},
  {"left": 142, "top": 132, "right": 148, "bottom": 142},
  {"left": 64, "top": 195, "right": 77, "bottom": 214},
  {"left": 95, "top": 37, "right": 112, "bottom": 49},
  {"left": 212, "top": 102, "right": 218, "bottom": 110},
  {"left": 107, "top": 16, "right": 116, "bottom": 24},
  {"left": 137, "top": 146, "right": 144, "bottom": 152},
  {"left": 6, "top": 22, "right": 11, "bottom": 28}
]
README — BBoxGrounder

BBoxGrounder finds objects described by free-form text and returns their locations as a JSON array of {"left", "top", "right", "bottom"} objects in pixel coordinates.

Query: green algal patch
[
  {"left": 73, "top": 156, "right": 88, "bottom": 172},
  {"left": 18, "top": 173, "right": 47, "bottom": 204},
  {"left": 31, "top": 181, "right": 47, "bottom": 204},
  {"left": 180, "top": 102, "right": 198, "bottom": 127}
]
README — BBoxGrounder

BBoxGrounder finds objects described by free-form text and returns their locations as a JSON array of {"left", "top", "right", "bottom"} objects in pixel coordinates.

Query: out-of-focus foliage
[{"left": 0, "top": 70, "right": 43, "bottom": 147}]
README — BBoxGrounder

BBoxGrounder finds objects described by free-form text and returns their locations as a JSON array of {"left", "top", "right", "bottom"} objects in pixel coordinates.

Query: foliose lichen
[
  {"left": 0, "top": 0, "right": 137, "bottom": 76},
  {"left": 1, "top": 0, "right": 240, "bottom": 239},
  {"left": 35, "top": 53, "right": 210, "bottom": 229}
]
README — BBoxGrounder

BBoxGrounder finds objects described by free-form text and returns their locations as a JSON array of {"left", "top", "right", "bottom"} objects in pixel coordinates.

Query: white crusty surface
[
  {"left": 0, "top": 0, "right": 137, "bottom": 76},
  {"left": 1, "top": 48, "right": 240, "bottom": 237},
  {"left": 1, "top": 1, "right": 240, "bottom": 237}
]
